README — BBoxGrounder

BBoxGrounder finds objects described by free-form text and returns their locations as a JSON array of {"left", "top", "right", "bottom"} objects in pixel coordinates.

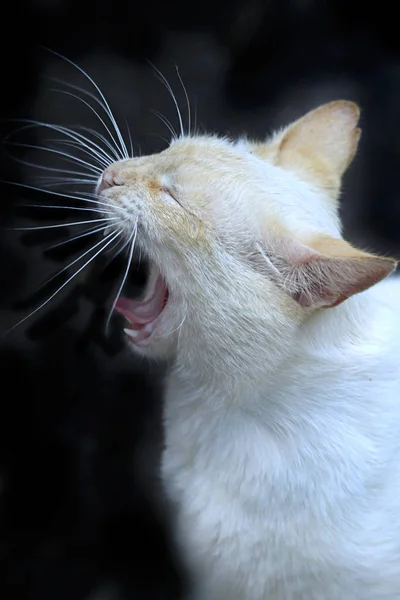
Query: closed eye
[{"left": 161, "top": 186, "right": 180, "bottom": 205}]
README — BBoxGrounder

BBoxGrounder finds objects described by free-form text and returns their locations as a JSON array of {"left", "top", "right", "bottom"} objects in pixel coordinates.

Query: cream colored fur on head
[{"left": 101, "top": 101, "right": 400, "bottom": 599}]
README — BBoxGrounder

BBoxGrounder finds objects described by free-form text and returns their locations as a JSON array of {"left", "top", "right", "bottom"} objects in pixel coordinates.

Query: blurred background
[{"left": 1, "top": 1, "right": 399, "bottom": 598}]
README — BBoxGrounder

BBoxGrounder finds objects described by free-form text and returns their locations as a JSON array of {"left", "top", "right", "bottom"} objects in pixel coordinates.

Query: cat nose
[{"left": 98, "top": 169, "right": 123, "bottom": 193}]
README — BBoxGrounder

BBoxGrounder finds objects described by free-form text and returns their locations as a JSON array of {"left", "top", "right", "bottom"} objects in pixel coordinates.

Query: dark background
[{"left": 1, "top": 1, "right": 399, "bottom": 598}]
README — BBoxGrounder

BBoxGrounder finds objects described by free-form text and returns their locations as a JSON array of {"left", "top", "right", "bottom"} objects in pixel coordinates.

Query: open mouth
[{"left": 114, "top": 262, "right": 169, "bottom": 346}]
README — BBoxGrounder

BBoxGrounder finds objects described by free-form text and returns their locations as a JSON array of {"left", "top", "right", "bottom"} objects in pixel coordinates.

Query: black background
[{"left": 1, "top": 1, "right": 400, "bottom": 598}]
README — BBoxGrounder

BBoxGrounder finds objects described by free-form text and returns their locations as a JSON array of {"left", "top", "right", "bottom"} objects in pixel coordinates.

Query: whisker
[
  {"left": 175, "top": 66, "right": 191, "bottom": 136},
  {"left": 103, "top": 232, "right": 127, "bottom": 258},
  {"left": 36, "top": 173, "right": 97, "bottom": 181},
  {"left": 3, "top": 150, "right": 100, "bottom": 179},
  {"left": 53, "top": 83, "right": 127, "bottom": 158},
  {"left": 44, "top": 48, "right": 129, "bottom": 158},
  {"left": 44, "top": 138, "right": 110, "bottom": 170},
  {"left": 93, "top": 225, "right": 131, "bottom": 273},
  {"left": 193, "top": 96, "right": 198, "bottom": 135},
  {"left": 46, "top": 88, "right": 123, "bottom": 161},
  {"left": 7, "top": 120, "right": 115, "bottom": 168},
  {"left": 7, "top": 141, "right": 102, "bottom": 175},
  {"left": 65, "top": 196, "right": 119, "bottom": 211},
  {"left": 76, "top": 126, "right": 123, "bottom": 162},
  {"left": 45, "top": 122, "right": 117, "bottom": 164},
  {"left": 2, "top": 181, "right": 119, "bottom": 213},
  {"left": 20, "top": 203, "right": 114, "bottom": 216},
  {"left": 151, "top": 109, "right": 177, "bottom": 140},
  {"left": 124, "top": 116, "right": 133, "bottom": 158},
  {"left": 70, "top": 194, "right": 126, "bottom": 213},
  {"left": 9, "top": 216, "right": 118, "bottom": 232},
  {"left": 149, "top": 132, "right": 171, "bottom": 147},
  {"left": 105, "top": 221, "right": 137, "bottom": 334},
  {"left": 37, "top": 179, "right": 98, "bottom": 187},
  {"left": 4, "top": 228, "right": 121, "bottom": 336},
  {"left": 46, "top": 223, "right": 113, "bottom": 250},
  {"left": 150, "top": 64, "right": 184, "bottom": 137},
  {"left": 49, "top": 127, "right": 114, "bottom": 166},
  {"left": 37, "top": 225, "right": 120, "bottom": 292}
]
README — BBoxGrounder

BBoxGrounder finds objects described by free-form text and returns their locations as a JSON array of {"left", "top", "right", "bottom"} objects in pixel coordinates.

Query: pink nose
[
  {"left": 97, "top": 171, "right": 115, "bottom": 194},
  {"left": 98, "top": 168, "right": 125, "bottom": 194}
]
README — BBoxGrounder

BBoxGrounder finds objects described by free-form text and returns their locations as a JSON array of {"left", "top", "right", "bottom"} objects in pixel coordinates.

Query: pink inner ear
[
  {"left": 289, "top": 255, "right": 396, "bottom": 309},
  {"left": 291, "top": 279, "right": 338, "bottom": 308},
  {"left": 284, "top": 239, "right": 318, "bottom": 266},
  {"left": 258, "top": 234, "right": 396, "bottom": 310}
]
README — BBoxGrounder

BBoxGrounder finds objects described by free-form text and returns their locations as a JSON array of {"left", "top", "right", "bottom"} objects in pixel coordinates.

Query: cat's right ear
[{"left": 252, "top": 101, "right": 361, "bottom": 199}]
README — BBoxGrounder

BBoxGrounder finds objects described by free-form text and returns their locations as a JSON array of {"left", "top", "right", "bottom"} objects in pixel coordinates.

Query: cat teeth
[
  {"left": 123, "top": 323, "right": 154, "bottom": 340},
  {"left": 124, "top": 328, "right": 139, "bottom": 338}
]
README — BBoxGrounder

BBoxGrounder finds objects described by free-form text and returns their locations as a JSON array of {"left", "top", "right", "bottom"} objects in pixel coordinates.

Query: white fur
[
  {"left": 100, "top": 119, "right": 400, "bottom": 599},
  {"left": 163, "top": 281, "right": 400, "bottom": 599}
]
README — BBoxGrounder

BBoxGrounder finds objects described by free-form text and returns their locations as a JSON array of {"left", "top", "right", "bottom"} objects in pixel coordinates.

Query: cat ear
[
  {"left": 254, "top": 101, "right": 361, "bottom": 198},
  {"left": 256, "top": 233, "right": 397, "bottom": 309}
]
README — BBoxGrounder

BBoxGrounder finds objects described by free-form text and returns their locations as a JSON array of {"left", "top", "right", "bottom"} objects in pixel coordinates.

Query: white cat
[{"left": 98, "top": 101, "right": 400, "bottom": 599}]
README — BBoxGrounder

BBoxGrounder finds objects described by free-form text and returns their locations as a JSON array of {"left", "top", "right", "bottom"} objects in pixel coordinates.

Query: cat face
[{"left": 98, "top": 102, "right": 396, "bottom": 363}]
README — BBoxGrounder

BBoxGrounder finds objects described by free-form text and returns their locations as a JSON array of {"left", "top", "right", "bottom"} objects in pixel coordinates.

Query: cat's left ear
[
  {"left": 253, "top": 101, "right": 361, "bottom": 199},
  {"left": 255, "top": 233, "right": 397, "bottom": 309}
]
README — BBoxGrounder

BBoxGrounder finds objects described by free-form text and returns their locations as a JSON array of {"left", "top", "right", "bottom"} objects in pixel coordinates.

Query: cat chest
[{"left": 161, "top": 434, "right": 351, "bottom": 566}]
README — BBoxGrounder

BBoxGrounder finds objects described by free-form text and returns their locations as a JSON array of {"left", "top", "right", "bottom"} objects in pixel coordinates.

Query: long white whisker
[
  {"left": 46, "top": 223, "right": 113, "bottom": 250},
  {"left": 150, "top": 63, "right": 184, "bottom": 137},
  {"left": 124, "top": 116, "right": 133, "bottom": 158},
  {"left": 37, "top": 227, "right": 120, "bottom": 292},
  {"left": 149, "top": 133, "right": 171, "bottom": 146},
  {"left": 4, "top": 151, "right": 99, "bottom": 178},
  {"left": 151, "top": 109, "right": 177, "bottom": 140},
  {"left": 8, "top": 141, "right": 102, "bottom": 175},
  {"left": 70, "top": 194, "right": 125, "bottom": 213},
  {"left": 63, "top": 196, "right": 120, "bottom": 212},
  {"left": 9, "top": 216, "right": 118, "bottom": 232},
  {"left": 45, "top": 122, "right": 117, "bottom": 164},
  {"left": 36, "top": 173, "right": 97, "bottom": 181},
  {"left": 3, "top": 181, "right": 120, "bottom": 212},
  {"left": 106, "top": 222, "right": 137, "bottom": 334},
  {"left": 76, "top": 126, "right": 123, "bottom": 162},
  {"left": 38, "top": 179, "right": 97, "bottom": 187},
  {"left": 175, "top": 66, "right": 191, "bottom": 136},
  {"left": 48, "top": 127, "right": 114, "bottom": 164},
  {"left": 193, "top": 96, "right": 198, "bottom": 134},
  {"left": 75, "top": 189, "right": 113, "bottom": 199},
  {"left": 103, "top": 233, "right": 126, "bottom": 258},
  {"left": 44, "top": 49, "right": 129, "bottom": 158},
  {"left": 44, "top": 138, "right": 110, "bottom": 170},
  {"left": 46, "top": 88, "right": 123, "bottom": 161},
  {"left": 9, "top": 120, "right": 115, "bottom": 168},
  {"left": 20, "top": 203, "right": 114, "bottom": 216},
  {"left": 4, "top": 229, "right": 121, "bottom": 336}
]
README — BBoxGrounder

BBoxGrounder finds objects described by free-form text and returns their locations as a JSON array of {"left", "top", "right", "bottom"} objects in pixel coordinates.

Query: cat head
[{"left": 98, "top": 101, "right": 397, "bottom": 372}]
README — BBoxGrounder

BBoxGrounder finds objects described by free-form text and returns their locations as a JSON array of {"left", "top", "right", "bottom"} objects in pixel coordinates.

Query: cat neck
[{"left": 168, "top": 288, "right": 394, "bottom": 421}]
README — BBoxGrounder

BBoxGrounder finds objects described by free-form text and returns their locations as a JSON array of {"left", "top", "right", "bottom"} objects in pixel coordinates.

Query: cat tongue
[{"left": 115, "top": 272, "right": 168, "bottom": 329}]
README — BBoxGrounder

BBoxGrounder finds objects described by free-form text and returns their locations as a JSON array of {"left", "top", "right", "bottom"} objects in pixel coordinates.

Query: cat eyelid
[{"left": 161, "top": 186, "right": 179, "bottom": 204}]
